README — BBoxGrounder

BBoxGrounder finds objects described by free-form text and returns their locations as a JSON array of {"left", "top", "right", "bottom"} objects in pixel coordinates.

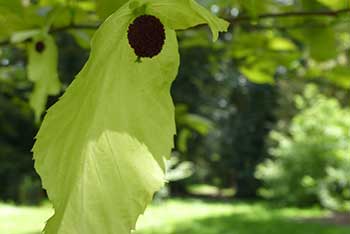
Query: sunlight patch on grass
[
  {"left": 187, "top": 184, "right": 235, "bottom": 197},
  {"left": 0, "top": 203, "right": 53, "bottom": 234},
  {"left": 1, "top": 199, "right": 348, "bottom": 234},
  {"left": 136, "top": 199, "right": 235, "bottom": 230}
]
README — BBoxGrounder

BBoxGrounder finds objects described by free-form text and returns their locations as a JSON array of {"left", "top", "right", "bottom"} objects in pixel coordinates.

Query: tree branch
[
  {"left": 50, "top": 24, "right": 100, "bottom": 33},
  {"left": 0, "top": 8, "right": 349, "bottom": 46},
  {"left": 0, "top": 24, "right": 98, "bottom": 46},
  {"left": 230, "top": 8, "right": 350, "bottom": 23}
]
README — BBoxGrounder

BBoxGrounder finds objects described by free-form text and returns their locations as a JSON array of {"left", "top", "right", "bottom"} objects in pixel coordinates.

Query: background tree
[{"left": 1, "top": 0, "right": 350, "bottom": 206}]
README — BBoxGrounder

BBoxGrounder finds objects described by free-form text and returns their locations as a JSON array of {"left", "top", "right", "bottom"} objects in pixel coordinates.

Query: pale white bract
[
  {"left": 33, "top": 1, "right": 228, "bottom": 233},
  {"left": 28, "top": 35, "right": 61, "bottom": 122}
]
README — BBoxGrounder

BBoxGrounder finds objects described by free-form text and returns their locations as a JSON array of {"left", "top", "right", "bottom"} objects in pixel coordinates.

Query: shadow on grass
[
  {"left": 16, "top": 199, "right": 350, "bottom": 234},
  {"left": 300, "top": 213, "right": 350, "bottom": 226},
  {"left": 140, "top": 212, "right": 350, "bottom": 234}
]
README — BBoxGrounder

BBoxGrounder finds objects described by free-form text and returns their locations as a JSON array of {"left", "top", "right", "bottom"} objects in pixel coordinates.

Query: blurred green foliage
[
  {"left": 257, "top": 85, "right": 350, "bottom": 212},
  {"left": 0, "top": 33, "right": 87, "bottom": 204},
  {"left": 0, "top": 46, "right": 40, "bottom": 204},
  {"left": 0, "top": 0, "right": 350, "bottom": 208}
]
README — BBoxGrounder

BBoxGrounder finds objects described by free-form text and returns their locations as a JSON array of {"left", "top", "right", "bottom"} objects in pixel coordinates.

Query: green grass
[
  {"left": 1, "top": 199, "right": 349, "bottom": 234},
  {"left": 0, "top": 202, "right": 52, "bottom": 234}
]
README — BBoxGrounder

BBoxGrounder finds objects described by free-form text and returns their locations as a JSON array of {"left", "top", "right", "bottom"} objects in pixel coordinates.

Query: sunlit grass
[
  {"left": 0, "top": 202, "right": 52, "bottom": 234},
  {"left": 187, "top": 184, "right": 235, "bottom": 197},
  {"left": 1, "top": 199, "right": 349, "bottom": 234}
]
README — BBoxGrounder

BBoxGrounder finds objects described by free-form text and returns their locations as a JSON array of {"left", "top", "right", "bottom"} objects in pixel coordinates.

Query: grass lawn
[{"left": 1, "top": 199, "right": 349, "bottom": 234}]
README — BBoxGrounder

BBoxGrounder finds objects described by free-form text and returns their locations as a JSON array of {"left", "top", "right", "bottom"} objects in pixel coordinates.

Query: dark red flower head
[
  {"left": 35, "top": 41, "right": 45, "bottom": 53},
  {"left": 127, "top": 15, "right": 165, "bottom": 59}
]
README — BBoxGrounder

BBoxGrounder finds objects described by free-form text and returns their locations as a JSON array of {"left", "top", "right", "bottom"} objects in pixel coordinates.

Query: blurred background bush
[{"left": 256, "top": 85, "right": 350, "bottom": 212}]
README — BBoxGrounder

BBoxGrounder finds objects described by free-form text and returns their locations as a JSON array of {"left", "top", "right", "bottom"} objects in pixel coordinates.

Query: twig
[
  {"left": 0, "top": 24, "right": 98, "bottom": 46},
  {"left": 50, "top": 24, "right": 99, "bottom": 33},
  {"left": 0, "top": 8, "right": 349, "bottom": 46},
  {"left": 230, "top": 8, "right": 350, "bottom": 23}
]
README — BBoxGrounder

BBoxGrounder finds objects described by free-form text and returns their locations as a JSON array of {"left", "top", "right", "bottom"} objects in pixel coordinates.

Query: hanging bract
[
  {"left": 28, "top": 34, "right": 61, "bottom": 122},
  {"left": 33, "top": 0, "right": 228, "bottom": 233}
]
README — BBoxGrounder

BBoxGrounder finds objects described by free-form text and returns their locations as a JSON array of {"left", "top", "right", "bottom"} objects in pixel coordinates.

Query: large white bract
[{"left": 33, "top": 1, "right": 228, "bottom": 233}]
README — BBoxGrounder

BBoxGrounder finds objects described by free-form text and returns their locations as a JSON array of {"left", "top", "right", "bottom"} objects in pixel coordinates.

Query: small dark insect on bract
[
  {"left": 127, "top": 15, "right": 166, "bottom": 59},
  {"left": 35, "top": 41, "right": 45, "bottom": 53}
]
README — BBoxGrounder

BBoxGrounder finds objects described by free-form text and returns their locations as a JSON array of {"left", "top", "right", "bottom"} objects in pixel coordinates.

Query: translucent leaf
[
  {"left": 175, "top": 104, "right": 213, "bottom": 135},
  {"left": 0, "top": 1, "right": 44, "bottom": 39},
  {"left": 69, "top": 30, "right": 93, "bottom": 49},
  {"left": 306, "top": 28, "right": 337, "bottom": 61},
  {"left": 240, "top": 63, "right": 275, "bottom": 84},
  {"left": 0, "top": 1, "right": 27, "bottom": 38},
  {"left": 300, "top": 0, "right": 326, "bottom": 10},
  {"left": 95, "top": 0, "right": 128, "bottom": 19},
  {"left": 317, "top": 0, "right": 348, "bottom": 10},
  {"left": 268, "top": 37, "right": 296, "bottom": 51},
  {"left": 11, "top": 29, "right": 40, "bottom": 43},
  {"left": 240, "top": 0, "right": 267, "bottom": 18},
  {"left": 327, "top": 66, "right": 350, "bottom": 89},
  {"left": 180, "top": 114, "right": 213, "bottom": 135},
  {"left": 291, "top": 27, "right": 337, "bottom": 61},
  {"left": 28, "top": 35, "right": 60, "bottom": 122},
  {"left": 177, "top": 129, "right": 192, "bottom": 153},
  {"left": 146, "top": 0, "right": 229, "bottom": 41},
  {"left": 40, "top": 0, "right": 66, "bottom": 5},
  {"left": 33, "top": 1, "right": 228, "bottom": 234},
  {"left": 0, "top": 0, "right": 22, "bottom": 11},
  {"left": 48, "top": 6, "right": 72, "bottom": 28}
]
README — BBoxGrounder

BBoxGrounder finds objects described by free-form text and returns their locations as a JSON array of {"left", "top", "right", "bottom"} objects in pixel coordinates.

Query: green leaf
[
  {"left": 0, "top": 1, "right": 26, "bottom": 38},
  {"left": 300, "top": 0, "right": 326, "bottom": 10},
  {"left": 69, "top": 29, "right": 93, "bottom": 49},
  {"left": 239, "top": 57, "right": 277, "bottom": 84},
  {"left": 146, "top": 0, "right": 229, "bottom": 41},
  {"left": 180, "top": 114, "right": 213, "bottom": 135},
  {"left": 33, "top": 1, "right": 228, "bottom": 233},
  {"left": 0, "top": 0, "right": 22, "bottom": 11},
  {"left": 317, "top": 0, "right": 348, "bottom": 10},
  {"left": 95, "top": 0, "right": 128, "bottom": 19},
  {"left": 240, "top": 65, "right": 275, "bottom": 84},
  {"left": 268, "top": 37, "right": 297, "bottom": 51},
  {"left": 40, "top": 0, "right": 66, "bottom": 5},
  {"left": 240, "top": 0, "right": 267, "bottom": 18},
  {"left": 28, "top": 35, "right": 60, "bottom": 122},
  {"left": 175, "top": 104, "right": 213, "bottom": 135},
  {"left": 11, "top": 29, "right": 40, "bottom": 43},
  {"left": 327, "top": 66, "right": 350, "bottom": 89},
  {"left": 0, "top": 1, "right": 44, "bottom": 40},
  {"left": 306, "top": 28, "right": 337, "bottom": 61},
  {"left": 178, "top": 128, "right": 192, "bottom": 153},
  {"left": 48, "top": 6, "right": 73, "bottom": 28}
]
